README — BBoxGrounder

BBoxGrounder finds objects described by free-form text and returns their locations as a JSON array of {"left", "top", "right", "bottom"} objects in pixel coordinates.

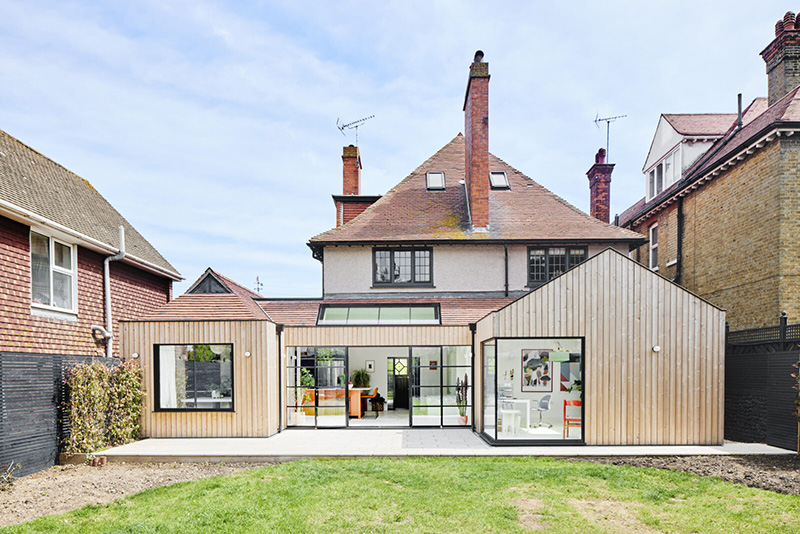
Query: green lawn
[{"left": 6, "top": 457, "right": 800, "bottom": 533}]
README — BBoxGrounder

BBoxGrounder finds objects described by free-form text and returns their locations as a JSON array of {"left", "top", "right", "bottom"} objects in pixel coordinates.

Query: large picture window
[
  {"left": 373, "top": 248, "right": 432, "bottom": 286},
  {"left": 155, "top": 344, "right": 234, "bottom": 411},
  {"left": 527, "top": 246, "right": 587, "bottom": 286},
  {"left": 30, "top": 231, "right": 76, "bottom": 312}
]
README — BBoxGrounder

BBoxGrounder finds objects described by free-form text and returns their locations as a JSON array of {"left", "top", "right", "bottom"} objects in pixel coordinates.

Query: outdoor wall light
[
  {"left": 652, "top": 346, "right": 661, "bottom": 353},
  {"left": 245, "top": 351, "right": 252, "bottom": 357},
  {"left": 131, "top": 353, "right": 140, "bottom": 359}
]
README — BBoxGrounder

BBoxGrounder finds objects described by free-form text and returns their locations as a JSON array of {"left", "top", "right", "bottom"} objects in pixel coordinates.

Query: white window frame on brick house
[
  {"left": 649, "top": 224, "right": 659, "bottom": 271},
  {"left": 426, "top": 171, "right": 445, "bottom": 190},
  {"left": 646, "top": 148, "right": 681, "bottom": 201},
  {"left": 30, "top": 229, "right": 78, "bottom": 315}
]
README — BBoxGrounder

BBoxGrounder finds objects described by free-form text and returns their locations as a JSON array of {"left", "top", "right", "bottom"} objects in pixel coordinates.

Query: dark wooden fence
[
  {"left": 726, "top": 316, "right": 799, "bottom": 452},
  {"left": 0, "top": 352, "right": 116, "bottom": 477}
]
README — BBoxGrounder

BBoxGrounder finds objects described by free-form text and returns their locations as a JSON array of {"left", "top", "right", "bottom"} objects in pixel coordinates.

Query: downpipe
[{"left": 92, "top": 226, "right": 125, "bottom": 358}]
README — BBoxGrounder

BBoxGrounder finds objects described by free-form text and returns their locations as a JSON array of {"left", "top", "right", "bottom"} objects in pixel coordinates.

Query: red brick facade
[
  {"left": 336, "top": 200, "right": 373, "bottom": 227},
  {"left": 0, "top": 214, "right": 171, "bottom": 357},
  {"left": 342, "top": 145, "right": 361, "bottom": 196},
  {"left": 465, "top": 59, "right": 490, "bottom": 229}
]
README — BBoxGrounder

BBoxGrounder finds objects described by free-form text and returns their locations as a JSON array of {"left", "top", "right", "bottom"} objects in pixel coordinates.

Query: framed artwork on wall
[
  {"left": 366, "top": 360, "right": 375, "bottom": 373},
  {"left": 521, "top": 349, "right": 552, "bottom": 392}
]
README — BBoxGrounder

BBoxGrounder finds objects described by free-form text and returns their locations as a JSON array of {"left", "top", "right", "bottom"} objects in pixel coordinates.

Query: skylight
[
  {"left": 426, "top": 171, "right": 445, "bottom": 190},
  {"left": 489, "top": 171, "right": 509, "bottom": 189},
  {"left": 317, "top": 304, "right": 440, "bottom": 326}
]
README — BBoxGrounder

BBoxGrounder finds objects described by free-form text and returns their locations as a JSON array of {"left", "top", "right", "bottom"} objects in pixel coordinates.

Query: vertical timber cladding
[
  {"left": 475, "top": 249, "right": 726, "bottom": 446},
  {"left": 121, "top": 320, "right": 279, "bottom": 438}
]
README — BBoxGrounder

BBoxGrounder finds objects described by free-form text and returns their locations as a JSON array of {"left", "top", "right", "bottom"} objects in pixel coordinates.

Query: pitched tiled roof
[
  {"left": 663, "top": 114, "right": 737, "bottom": 136},
  {"left": 0, "top": 129, "right": 180, "bottom": 279},
  {"left": 309, "top": 135, "right": 644, "bottom": 245},
  {"left": 132, "top": 269, "right": 268, "bottom": 321},
  {"left": 619, "top": 96, "right": 779, "bottom": 227},
  {"left": 257, "top": 297, "right": 516, "bottom": 327}
]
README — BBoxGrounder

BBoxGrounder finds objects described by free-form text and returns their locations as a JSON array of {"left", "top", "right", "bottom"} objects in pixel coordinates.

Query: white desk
[{"left": 192, "top": 397, "right": 232, "bottom": 409}]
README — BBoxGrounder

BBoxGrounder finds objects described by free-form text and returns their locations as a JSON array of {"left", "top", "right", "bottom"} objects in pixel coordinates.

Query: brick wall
[
  {"left": 0, "top": 214, "right": 171, "bottom": 356},
  {"left": 631, "top": 142, "right": 783, "bottom": 329},
  {"left": 336, "top": 201, "right": 373, "bottom": 226},
  {"left": 465, "top": 61, "right": 489, "bottom": 228}
]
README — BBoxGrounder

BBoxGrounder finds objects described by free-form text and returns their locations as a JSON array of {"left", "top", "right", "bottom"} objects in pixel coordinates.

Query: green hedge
[{"left": 63, "top": 360, "right": 143, "bottom": 455}]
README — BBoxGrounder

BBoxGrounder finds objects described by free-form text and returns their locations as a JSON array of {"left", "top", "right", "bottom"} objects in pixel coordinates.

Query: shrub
[{"left": 63, "top": 360, "right": 143, "bottom": 455}]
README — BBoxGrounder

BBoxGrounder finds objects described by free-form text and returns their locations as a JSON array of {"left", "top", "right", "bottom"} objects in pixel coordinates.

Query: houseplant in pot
[{"left": 350, "top": 368, "right": 370, "bottom": 389}]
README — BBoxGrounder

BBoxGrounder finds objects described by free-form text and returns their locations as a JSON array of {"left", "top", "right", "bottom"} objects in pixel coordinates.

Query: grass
[{"left": 5, "top": 457, "right": 800, "bottom": 533}]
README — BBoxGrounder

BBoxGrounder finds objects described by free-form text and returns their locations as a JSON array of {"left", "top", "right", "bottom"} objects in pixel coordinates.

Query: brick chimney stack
[
  {"left": 464, "top": 50, "right": 490, "bottom": 230},
  {"left": 342, "top": 145, "right": 361, "bottom": 195},
  {"left": 761, "top": 11, "right": 800, "bottom": 106},
  {"left": 587, "top": 148, "right": 614, "bottom": 224}
]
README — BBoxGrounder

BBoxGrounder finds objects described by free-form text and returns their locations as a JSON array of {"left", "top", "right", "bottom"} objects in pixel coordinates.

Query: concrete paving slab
[{"left": 99, "top": 429, "right": 794, "bottom": 463}]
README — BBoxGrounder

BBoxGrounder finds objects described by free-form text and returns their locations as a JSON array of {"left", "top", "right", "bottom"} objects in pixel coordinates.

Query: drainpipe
[
  {"left": 503, "top": 244, "right": 509, "bottom": 297},
  {"left": 91, "top": 226, "right": 125, "bottom": 358},
  {"left": 674, "top": 197, "right": 684, "bottom": 284},
  {"left": 469, "top": 322, "right": 477, "bottom": 432},
  {"left": 276, "top": 324, "right": 284, "bottom": 432}
]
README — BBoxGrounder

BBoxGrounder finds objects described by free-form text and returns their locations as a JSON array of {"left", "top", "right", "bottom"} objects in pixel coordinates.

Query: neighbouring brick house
[
  {"left": 619, "top": 11, "right": 800, "bottom": 330},
  {"left": 0, "top": 129, "right": 182, "bottom": 357}
]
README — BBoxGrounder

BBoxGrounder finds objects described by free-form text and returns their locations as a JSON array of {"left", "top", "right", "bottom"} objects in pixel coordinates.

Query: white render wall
[{"left": 323, "top": 243, "right": 632, "bottom": 296}]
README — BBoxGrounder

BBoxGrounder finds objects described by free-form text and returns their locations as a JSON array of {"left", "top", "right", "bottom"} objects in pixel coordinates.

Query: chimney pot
[
  {"left": 776, "top": 20, "right": 785, "bottom": 36},
  {"left": 784, "top": 11, "right": 796, "bottom": 29},
  {"left": 762, "top": 12, "right": 800, "bottom": 105},
  {"left": 595, "top": 148, "right": 606, "bottom": 164}
]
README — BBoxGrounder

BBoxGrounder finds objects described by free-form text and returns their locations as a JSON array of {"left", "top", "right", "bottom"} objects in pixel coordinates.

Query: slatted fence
[{"left": 0, "top": 352, "right": 116, "bottom": 477}]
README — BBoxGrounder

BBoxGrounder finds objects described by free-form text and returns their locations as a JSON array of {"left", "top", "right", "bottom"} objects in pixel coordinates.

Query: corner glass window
[
  {"left": 489, "top": 171, "right": 509, "bottom": 189},
  {"left": 155, "top": 344, "right": 234, "bottom": 411},
  {"left": 426, "top": 171, "right": 445, "bottom": 190},
  {"left": 482, "top": 338, "right": 583, "bottom": 443},
  {"left": 373, "top": 248, "right": 433, "bottom": 286},
  {"left": 31, "top": 231, "right": 76, "bottom": 312}
]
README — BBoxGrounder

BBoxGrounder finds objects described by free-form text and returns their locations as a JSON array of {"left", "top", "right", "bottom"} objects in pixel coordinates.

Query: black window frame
[
  {"left": 526, "top": 246, "right": 588, "bottom": 287},
  {"left": 153, "top": 343, "right": 235, "bottom": 413},
  {"left": 372, "top": 247, "right": 434, "bottom": 287}
]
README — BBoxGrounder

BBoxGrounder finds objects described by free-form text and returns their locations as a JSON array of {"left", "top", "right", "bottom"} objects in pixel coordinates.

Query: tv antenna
[
  {"left": 336, "top": 114, "right": 375, "bottom": 146},
  {"left": 594, "top": 113, "right": 626, "bottom": 161},
  {"left": 254, "top": 276, "right": 263, "bottom": 294}
]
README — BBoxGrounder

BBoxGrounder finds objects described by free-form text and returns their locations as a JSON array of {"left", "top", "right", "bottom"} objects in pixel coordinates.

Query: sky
[{"left": 0, "top": 1, "right": 789, "bottom": 296}]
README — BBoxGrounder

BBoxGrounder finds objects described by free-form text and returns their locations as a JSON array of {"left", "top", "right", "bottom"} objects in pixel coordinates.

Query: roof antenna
[
  {"left": 254, "top": 276, "right": 263, "bottom": 294},
  {"left": 336, "top": 115, "right": 375, "bottom": 146},
  {"left": 594, "top": 113, "right": 627, "bottom": 161}
]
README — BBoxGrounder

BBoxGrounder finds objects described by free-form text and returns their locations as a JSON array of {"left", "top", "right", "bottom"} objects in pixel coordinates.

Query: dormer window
[
  {"left": 646, "top": 148, "right": 681, "bottom": 200},
  {"left": 426, "top": 171, "right": 445, "bottom": 190},
  {"left": 489, "top": 171, "right": 509, "bottom": 189}
]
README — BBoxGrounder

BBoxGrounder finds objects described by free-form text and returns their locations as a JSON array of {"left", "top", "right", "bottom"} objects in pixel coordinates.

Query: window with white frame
[
  {"left": 30, "top": 231, "right": 77, "bottom": 312},
  {"left": 649, "top": 224, "right": 658, "bottom": 270},
  {"left": 426, "top": 171, "right": 445, "bottom": 190},
  {"left": 489, "top": 171, "right": 509, "bottom": 189},
  {"left": 646, "top": 148, "right": 681, "bottom": 200}
]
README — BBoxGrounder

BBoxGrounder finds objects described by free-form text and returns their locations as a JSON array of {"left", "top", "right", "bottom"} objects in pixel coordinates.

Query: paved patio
[{"left": 100, "top": 429, "right": 793, "bottom": 463}]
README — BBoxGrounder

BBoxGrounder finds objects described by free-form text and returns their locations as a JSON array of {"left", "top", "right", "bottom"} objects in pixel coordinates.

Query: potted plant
[
  {"left": 298, "top": 368, "right": 315, "bottom": 416},
  {"left": 565, "top": 379, "right": 582, "bottom": 393},
  {"left": 350, "top": 368, "right": 370, "bottom": 388},
  {"left": 455, "top": 373, "right": 469, "bottom": 425}
]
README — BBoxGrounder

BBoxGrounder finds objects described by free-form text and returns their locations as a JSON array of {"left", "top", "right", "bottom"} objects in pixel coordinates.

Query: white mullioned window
[
  {"left": 649, "top": 224, "right": 659, "bottom": 271},
  {"left": 646, "top": 148, "right": 681, "bottom": 201},
  {"left": 30, "top": 230, "right": 78, "bottom": 313}
]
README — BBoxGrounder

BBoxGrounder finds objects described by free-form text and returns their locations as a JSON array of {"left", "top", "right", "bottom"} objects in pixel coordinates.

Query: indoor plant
[{"left": 350, "top": 368, "right": 370, "bottom": 388}]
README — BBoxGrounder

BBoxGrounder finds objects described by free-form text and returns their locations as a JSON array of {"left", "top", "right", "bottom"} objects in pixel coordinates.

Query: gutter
[
  {"left": 92, "top": 226, "right": 125, "bottom": 358},
  {"left": 0, "top": 199, "right": 182, "bottom": 281}
]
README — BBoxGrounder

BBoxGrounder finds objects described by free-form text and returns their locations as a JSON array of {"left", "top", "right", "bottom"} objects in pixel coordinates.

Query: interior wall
[{"left": 348, "top": 347, "right": 408, "bottom": 399}]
